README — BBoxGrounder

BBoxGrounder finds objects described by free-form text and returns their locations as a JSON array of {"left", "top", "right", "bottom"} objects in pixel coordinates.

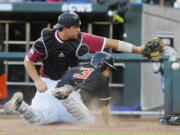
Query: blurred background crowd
[{"left": 0, "top": 0, "right": 178, "bottom": 8}]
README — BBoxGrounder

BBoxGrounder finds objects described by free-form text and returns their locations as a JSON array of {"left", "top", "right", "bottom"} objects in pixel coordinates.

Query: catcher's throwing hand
[{"left": 143, "top": 38, "right": 165, "bottom": 62}]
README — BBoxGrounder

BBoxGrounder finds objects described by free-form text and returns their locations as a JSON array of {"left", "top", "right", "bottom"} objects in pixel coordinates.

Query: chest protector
[{"left": 41, "top": 28, "right": 82, "bottom": 80}]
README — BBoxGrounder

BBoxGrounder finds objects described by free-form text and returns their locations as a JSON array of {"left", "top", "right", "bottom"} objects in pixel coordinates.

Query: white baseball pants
[{"left": 17, "top": 77, "right": 94, "bottom": 125}]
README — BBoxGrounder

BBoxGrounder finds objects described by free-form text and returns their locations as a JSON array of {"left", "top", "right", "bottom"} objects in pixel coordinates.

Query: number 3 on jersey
[{"left": 73, "top": 67, "right": 94, "bottom": 79}]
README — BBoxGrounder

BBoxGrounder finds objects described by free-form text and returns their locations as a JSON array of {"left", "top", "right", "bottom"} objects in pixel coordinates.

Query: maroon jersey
[{"left": 26, "top": 31, "right": 105, "bottom": 78}]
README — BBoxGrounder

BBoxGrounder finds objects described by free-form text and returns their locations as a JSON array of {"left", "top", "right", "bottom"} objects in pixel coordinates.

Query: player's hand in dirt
[{"left": 35, "top": 79, "right": 47, "bottom": 93}]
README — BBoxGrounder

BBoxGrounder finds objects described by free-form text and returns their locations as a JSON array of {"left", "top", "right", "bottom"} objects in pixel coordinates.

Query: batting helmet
[
  {"left": 90, "top": 52, "right": 116, "bottom": 72},
  {"left": 53, "top": 12, "right": 81, "bottom": 29}
]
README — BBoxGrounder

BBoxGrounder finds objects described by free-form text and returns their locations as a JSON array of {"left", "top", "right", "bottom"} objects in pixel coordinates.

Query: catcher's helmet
[
  {"left": 53, "top": 12, "right": 81, "bottom": 29},
  {"left": 90, "top": 52, "right": 116, "bottom": 72}
]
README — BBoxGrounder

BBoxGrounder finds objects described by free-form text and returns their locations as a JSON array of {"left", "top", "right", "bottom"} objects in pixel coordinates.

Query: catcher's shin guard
[
  {"left": 4, "top": 92, "right": 23, "bottom": 114},
  {"left": 52, "top": 84, "right": 74, "bottom": 100}
]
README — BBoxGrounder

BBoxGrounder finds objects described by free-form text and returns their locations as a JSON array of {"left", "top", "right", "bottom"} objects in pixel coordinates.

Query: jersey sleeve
[
  {"left": 25, "top": 38, "right": 46, "bottom": 63},
  {"left": 81, "top": 32, "right": 106, "bottom": 53}
]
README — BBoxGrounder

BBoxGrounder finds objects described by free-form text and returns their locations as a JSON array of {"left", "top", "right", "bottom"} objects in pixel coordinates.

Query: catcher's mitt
[{"left": 144, "top": 38, "right": 165, "bottom": 62}]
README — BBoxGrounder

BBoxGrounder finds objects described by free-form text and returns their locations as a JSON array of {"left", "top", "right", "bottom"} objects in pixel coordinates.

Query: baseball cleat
[
  {"left": 4, "top": 92, "right": 23, "bottom": 114},
  {"left": 52, "top": 84, "right": 74, "bottom": 100}
]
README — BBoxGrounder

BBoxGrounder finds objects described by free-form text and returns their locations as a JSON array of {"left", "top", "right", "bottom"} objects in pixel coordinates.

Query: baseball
[{"left": 171, "top": 62, "right": 180, "bottom": 70}]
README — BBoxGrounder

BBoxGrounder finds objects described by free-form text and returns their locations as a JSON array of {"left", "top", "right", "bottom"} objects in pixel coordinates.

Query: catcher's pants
[{"left": 17, "top": 77, "right": 94, "bottom": 125}]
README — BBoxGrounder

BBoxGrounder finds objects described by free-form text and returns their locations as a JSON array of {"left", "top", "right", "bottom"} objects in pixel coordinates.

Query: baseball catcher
[{"left": 143, "top": 38, "right": 165, "bottom": 62}]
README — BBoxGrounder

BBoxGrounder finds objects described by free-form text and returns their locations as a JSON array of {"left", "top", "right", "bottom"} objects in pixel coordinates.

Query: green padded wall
[
  {"left": 164, "top": 61, "right": 180, "bottom": 115},
  {"left": 123, "top": 4, "right": 142, "bottom": 106}
]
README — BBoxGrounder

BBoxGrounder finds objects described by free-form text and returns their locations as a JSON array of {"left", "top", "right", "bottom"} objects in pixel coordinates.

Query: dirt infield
[{"left": 0, "top": 115, "right": 180, "bottom": 135}]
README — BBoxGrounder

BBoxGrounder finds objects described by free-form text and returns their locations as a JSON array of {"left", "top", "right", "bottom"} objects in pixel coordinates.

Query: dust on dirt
[{"left": 0, "top": 115, "right": 180, "bottom": 135}]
